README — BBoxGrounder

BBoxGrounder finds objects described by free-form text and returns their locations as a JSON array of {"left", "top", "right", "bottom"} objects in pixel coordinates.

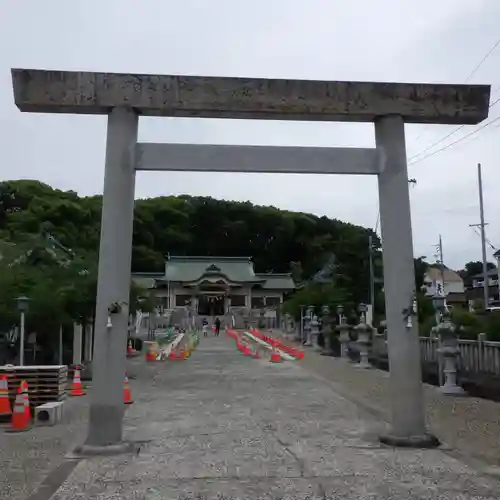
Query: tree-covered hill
[{"left": 0, "top": 179, "right": 381, "bottom": 306}]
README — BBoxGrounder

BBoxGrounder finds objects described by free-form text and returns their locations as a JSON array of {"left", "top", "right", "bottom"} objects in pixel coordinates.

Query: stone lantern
[
  {"left": 310, "top": 314, "right": 320, "bottom": 351},
  {"left": 303, "top": 306, "right": 314, "bottom": 346},
  {"left": 355, "top": 303, "right": 372, "bottom": 369},
  {"left": 435, "top": 308, "right": 466, "bottom": 396},
  {"left": 336, "top": 305, "right": 350, "bottom": 359}
]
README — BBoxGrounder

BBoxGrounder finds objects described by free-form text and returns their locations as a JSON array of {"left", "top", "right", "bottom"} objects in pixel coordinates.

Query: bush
[
  {"left": 451, "top": 309, "right": 483, "bottom": 340},
  {"left": 419, "top": 316, "right": 437, "bottom": 337},
  {"left": 485, "top": 311, "right": 500, "bottom": 341}
]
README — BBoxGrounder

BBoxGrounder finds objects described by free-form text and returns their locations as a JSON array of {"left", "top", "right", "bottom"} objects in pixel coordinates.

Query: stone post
[
  {"left": 320, "top": 305, "right": 333, "bottom": 355},
  {"left": 84, "top": 322, "right": 93, "bottom": 362},
  {"left": 372, "top": 320, "right": 387, "bottom": 358},
  {"left": 72, "top": 323, "right": 82, "bottom": 366},
  {"left": 436, "top": 312, "right": 466, "bottom": 396},
  {"left": 478, "top": 332, "right": 486, "bottom": 372},
  {"left": 310, "top": 314, "right": 321, "bottom": 351},
  {"left": 355, "top": 303, "right": 372, "bottom": 369},
  {"left": 303, "top": 307, "right": 313, "bottom": 346},
  {"left": 376, "top": 115, "right": 438, "bottom": 447},
  {"left": 85, "top": 107, "right": 138, "bottom": 449},
  {"left": 336, "top": 305, "right": 350, "bottom": 359}
]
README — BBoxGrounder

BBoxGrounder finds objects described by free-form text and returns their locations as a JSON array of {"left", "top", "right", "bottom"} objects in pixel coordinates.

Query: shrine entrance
[
  {"left": 11, "top": 68, "right": 489, "bottom": 450},
  {"left": 197, "top": 294, "right": 225, "bottom": 316}
]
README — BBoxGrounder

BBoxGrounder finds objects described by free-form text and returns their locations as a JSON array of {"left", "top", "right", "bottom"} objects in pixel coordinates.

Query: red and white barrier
[{"left": 248, "top": 328, "right": 304, "bottom": 360}]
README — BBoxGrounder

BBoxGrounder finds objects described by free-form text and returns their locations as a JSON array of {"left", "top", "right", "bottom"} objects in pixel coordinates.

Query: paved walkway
[
  {"left": 3, "top": 334, "right": 500, "bottom": 499},
  {"left": 275, "top": 332, "right": 500, "bottom": 472}
]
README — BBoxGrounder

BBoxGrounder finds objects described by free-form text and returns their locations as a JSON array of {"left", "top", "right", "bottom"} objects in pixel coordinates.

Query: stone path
[
  {"left": 0, "top": 390, "right": 88, "bottom": 500},
  {"left": 37, "top": 335, "right": 499, "bottom": 499},
  {"left": 274, "top": 332, "right": 500, "bottom": 473}
]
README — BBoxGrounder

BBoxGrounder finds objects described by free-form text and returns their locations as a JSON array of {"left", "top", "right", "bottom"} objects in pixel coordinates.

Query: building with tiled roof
[{"left": 132, "top": 255, "right": 295, "bottom": 316}]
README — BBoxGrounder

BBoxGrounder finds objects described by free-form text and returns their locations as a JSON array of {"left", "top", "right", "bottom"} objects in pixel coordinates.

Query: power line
[
  {"left": 471, "top": 226, "right": 497, "bottom": 252},
  {"left": 464, "top": 38, "right": 500, "bottom": 83},
  {"left": 408, "top": 35, "right": 500, "bottom": 147},
  {"left": 408, "top": 94, "right": 500, "bottom": 163},
  {"left": 408, "top": 114, "right": 500, "bottom": 166}
]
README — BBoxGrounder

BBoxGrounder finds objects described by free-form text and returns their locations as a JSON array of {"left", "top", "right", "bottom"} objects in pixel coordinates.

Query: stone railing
[
  {"left": 372, "top": 332, "right": 500, "bottom": 376},
  {"left": 421, "top": 335, "right": 500, "bottom": 376}
]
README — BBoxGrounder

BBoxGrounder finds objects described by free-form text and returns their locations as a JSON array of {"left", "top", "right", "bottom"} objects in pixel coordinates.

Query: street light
[{"left": 16, "top": 296, "right": 30, "bottom": 366}]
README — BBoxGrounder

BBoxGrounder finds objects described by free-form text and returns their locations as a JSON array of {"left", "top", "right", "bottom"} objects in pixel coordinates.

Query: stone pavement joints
[
  {"left": 273, "top": 331, "right": 500, "bottom": 475},
  {"left": 7, "top": 334, "right": 500, "bottom": 500}
]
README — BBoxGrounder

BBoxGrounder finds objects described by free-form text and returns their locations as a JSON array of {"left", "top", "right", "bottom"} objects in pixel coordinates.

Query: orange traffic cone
[
  {"left": 123, "top": 375, "right": 133, "bottom": 405},
  {"left": 0, "top": 375, "right": 12, "bottom": 421},
  {"left": 127, "top": 340, "right": 134, "bottom": 355},
  {"left": 145, "top": 344, "right": 156, "bottom": 362},
  {"left": 21, "top": 381, "right": 31, "bottom": 421},
  {"left": 6, "top": 389, "right": 31, "bottom": 433},
  {"left": 270, "top": 347, "right": 282, "bottom": 363},
  {"left": 71, "top": 368, "right": 85, "bottom": 396}
]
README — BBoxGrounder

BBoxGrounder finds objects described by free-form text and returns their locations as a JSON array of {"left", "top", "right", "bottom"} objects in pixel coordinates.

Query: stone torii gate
[{"left": 11, "top": 69, "right": 490, "bottom": 452}]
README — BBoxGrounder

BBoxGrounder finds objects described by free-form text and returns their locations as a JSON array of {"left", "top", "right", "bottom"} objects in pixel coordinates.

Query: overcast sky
[{"left": 1, "top": 0, "right": 499, "bottom": 270}]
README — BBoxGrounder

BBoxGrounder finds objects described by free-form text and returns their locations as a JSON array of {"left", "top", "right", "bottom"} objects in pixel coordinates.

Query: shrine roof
[{"left": 130, "top": 256, "right": 295, "bottom": 290}]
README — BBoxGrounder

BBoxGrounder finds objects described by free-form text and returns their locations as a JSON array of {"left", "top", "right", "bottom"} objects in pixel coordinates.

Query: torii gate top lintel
[{"left": 11, "top": 68, "right": 490, "bottom": 125}]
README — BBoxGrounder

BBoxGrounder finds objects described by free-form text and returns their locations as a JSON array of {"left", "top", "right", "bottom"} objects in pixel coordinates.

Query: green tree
[
  {"left": 414, "top": 256, "right": 429, "bottom": 291},
  {"left": 461, "top": 261, "right": 496, "bottom": 278}
]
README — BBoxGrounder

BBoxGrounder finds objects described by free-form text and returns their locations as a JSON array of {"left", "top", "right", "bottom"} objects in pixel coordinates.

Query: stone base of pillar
[
  {"left": 81, "top": 361, "right": 93, "bottom": 381},
  {"left": 439, "top": 384, "right": 467, "bottom": 396},
  {"left": 355, "top": 360, "right": 372, "bottom": 369},
  {"left": 69, "top": 441, "right": 139, "bottom": 458},
  {"left": 379, "top": 432, "right": 440, "bottom": 449}
]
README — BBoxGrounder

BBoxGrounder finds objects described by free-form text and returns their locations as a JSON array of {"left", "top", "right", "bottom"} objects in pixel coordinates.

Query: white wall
[{"left": 423, "top": 275, "right": 464, "bottom": 296}]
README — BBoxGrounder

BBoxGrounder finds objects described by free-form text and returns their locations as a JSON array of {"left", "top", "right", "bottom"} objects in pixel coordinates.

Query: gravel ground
[
  {"left": 0, "top": 391, "right": 88, "bottom": 500},
  {"left": 3, "top": 332, "right": 500, "bottom": 499},
  {"left": 44, "top": 336, "right": 500, "bottom": 498},
  {"left": 275, "top": 332, "right": 500, "bottom": 473}
]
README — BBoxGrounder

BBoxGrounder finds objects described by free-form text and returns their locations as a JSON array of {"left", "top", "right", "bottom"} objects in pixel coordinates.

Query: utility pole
[
  {"left": 368, "top": 235, "right": 375, "bottom": 319},
  {"left": 438, "top": 234, "right": 445, "bottom": 295},
  {"left": 433, "top": 235, "right": 446, "bottom": 297},
  {"left": 469, "top": 163, "right": 489, "bottom": 308}
]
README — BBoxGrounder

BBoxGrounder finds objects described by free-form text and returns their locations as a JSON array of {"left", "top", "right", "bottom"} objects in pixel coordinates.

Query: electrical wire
[
  {"left": 408, "top": 94, "right": 500, "bottom": 163},
  {"left": 464, "top": 39, "right": 500, "bottom": 83},
  {"left": 408, "top": 35, "right": 500, "bottom": 147},
  {"left": 471, "top": 226, "right": 498, "bottom": 252},
  {"left": 373, "top": 36, "right": 500, "bottom": 236},
  {"left": 408, "top": 114, "right": 500, "bottom": 166}
]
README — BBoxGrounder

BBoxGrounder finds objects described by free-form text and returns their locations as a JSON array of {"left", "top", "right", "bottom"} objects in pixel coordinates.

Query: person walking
[
  {"left": 214, "top": 317, "right": 221, "bottom": 337},
  {"left": 202, "top": 318, "right": 209, "bottom": 337}
]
